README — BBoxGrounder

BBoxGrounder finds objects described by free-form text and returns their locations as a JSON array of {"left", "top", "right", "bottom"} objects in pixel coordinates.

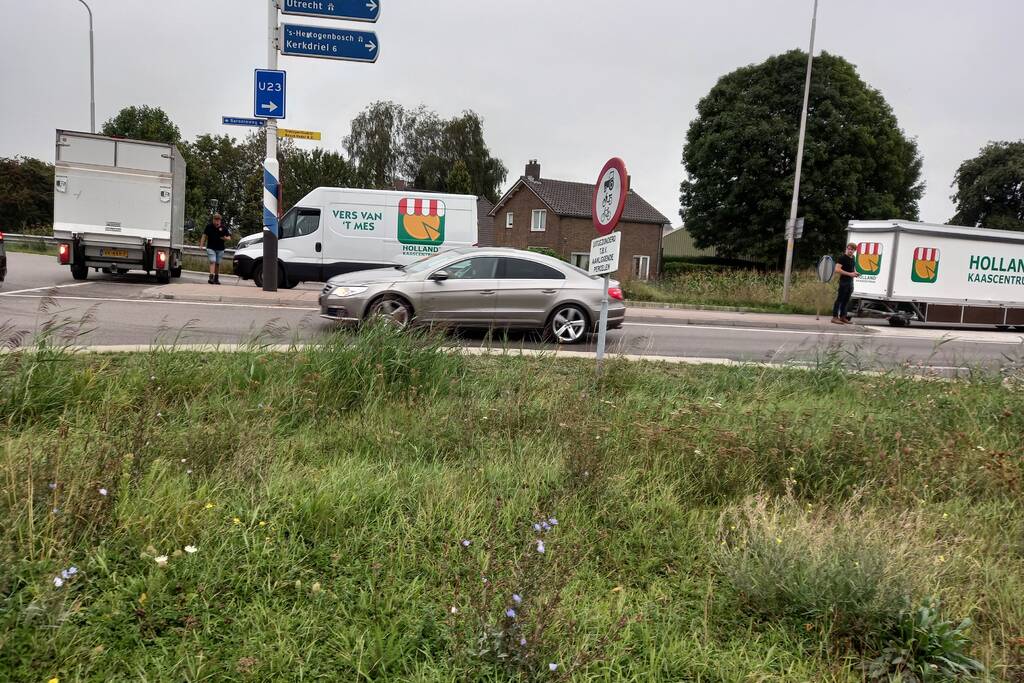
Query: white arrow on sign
[
  {"left": 366, "top": 0, "right": 378, "bottom": 10},
  {"left": 261, "top": 101, "right": 278, "bottom": 113},
  {"left": 365, "top": 41, "right": 377, "bottom": 52}
]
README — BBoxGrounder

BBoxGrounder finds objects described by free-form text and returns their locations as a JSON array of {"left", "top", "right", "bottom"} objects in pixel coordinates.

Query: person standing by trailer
[
  {"left": 832, "top": 242, "right": 859, "bottom": 324},
  {"left": 200, "top": 213, "right": 232, "bottom": 285}
]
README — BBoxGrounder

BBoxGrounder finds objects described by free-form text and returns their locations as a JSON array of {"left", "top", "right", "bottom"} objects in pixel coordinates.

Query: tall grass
[
  {"left": 1, "top": 328, "right": 1022, "bottom": 681},
  {"left": 626, "top": 268, "right": 835, "bottom": 313}
]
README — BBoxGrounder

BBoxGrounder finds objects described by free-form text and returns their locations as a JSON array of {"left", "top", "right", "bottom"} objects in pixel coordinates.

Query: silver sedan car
[{"left": 319, "top": 247, "right": 625, "bottom": 344}]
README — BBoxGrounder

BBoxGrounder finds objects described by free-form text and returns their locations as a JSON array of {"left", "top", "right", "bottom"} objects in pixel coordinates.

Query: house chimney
[{"left": 525, "top": 159, "right": 541, "bottom": 180}]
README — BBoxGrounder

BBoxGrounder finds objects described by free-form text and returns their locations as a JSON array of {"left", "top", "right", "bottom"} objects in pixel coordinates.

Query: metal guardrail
[{"left": 3, "top": 233, "right": 235, "bottom": 259}]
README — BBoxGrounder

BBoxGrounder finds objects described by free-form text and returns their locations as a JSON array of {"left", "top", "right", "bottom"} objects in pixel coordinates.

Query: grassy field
[
  {"left": 1, "top": 327, "right": 1023, "bottom": 681},
  {"left": 625, "top": 269, "right": 836, "bottom": 314}
]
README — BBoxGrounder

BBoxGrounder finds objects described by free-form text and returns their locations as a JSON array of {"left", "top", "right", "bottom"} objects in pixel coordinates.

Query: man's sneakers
[
  {"left": 208, "top": 275, "right": 221, "bottom": 285},
  {"left": 208, "top": 275, "right": 214, "bottom": 285},
  {"left": 831, "top": 317, "right": 854, "bottom": 325}
]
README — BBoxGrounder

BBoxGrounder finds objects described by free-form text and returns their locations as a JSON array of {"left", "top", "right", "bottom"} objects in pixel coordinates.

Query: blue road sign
[
  {"left": 280, "top": 24, "right": 379, "bottom": 63},
  {"left": 280, "top": 0, "right": 380, "bottom": 23},
  {"left": 254, "top": 69, "right": 286, "bottom": 119},
  {"left": 222, "top": 116, "right": 266, "bottom": 128}
]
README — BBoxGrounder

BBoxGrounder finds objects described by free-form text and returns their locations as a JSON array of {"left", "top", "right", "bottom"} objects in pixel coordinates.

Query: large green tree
[
  {"left": 101, "top": 105, "right": 181, "bottom": 145},
  {"left": 344, "top": 102, "right": 507, "bottom": 201},
  {"left": 0, "top": 157, "right": 54, "bottom": 232},
  {"left": 680, "top": 50, "right": 923, "bottom": 264},
  {"left": 280, "top": 147, "right": 354, "bottom": 213},
  {"left": 950, "top": 141, "right": 1024, "bottom": 231}
]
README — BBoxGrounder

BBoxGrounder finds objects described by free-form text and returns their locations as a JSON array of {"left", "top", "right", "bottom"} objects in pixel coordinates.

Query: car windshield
[{"left": 401, "top": 251, "right": 467, "bottom": 274}]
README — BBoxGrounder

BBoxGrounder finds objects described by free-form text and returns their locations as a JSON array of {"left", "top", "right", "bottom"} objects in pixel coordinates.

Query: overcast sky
[{"left": 3, "top": 0, "right": 1021, "bottom": 228}]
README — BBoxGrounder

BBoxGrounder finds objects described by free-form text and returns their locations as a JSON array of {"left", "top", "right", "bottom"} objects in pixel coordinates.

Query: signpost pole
[
  {"left": 262, "top": 0, "right": 280, "bottom": 292},
  {"left": 595, "top": 274, "right": 610, "bottom": 374}
]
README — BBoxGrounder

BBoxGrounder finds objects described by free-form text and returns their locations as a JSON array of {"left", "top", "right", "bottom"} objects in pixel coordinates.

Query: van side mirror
[{"left": 430, "top": 270, "right": 450, "bottom": 282}]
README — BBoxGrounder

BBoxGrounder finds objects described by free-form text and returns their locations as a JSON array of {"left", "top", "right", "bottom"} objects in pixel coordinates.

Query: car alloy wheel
[
  {"left": 550, "top": 305, "right": 588, "bottom": 344},
  {"left": 369, "top": 296, "right": 412, "bottom": 329}
]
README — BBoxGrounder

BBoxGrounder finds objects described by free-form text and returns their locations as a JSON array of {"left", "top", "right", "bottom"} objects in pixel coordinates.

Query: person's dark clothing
[
  {"left": 204, "top": 222, "right": 229, "bottom": 251},
  {"left": 837, "top": 254, "right": 855, "bottom": 284},
  {"left": 833, "top": 253, "right": 855, "bottom": 318}
]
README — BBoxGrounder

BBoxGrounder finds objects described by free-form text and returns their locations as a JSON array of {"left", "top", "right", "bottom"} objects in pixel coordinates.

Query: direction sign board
[
  {"left": 223, "top": 116, "right": 266, "bottom": 128},
  {"left": 254, "top": 69, "right": 286, "bottom": 119},
  {"left": 280, "top": 24, "right": 379, "bottom": 63},
  {"left": 592, "top": 157, "right": 629, "bottom": 236},
  {"left": 277, "top": 128, "right": 322, "bottom": 140},
  {"left": 280, "top": 0, "right": 381, "bottom": 23},
  {"left": 589, "top": 232, "right": 621, "bottom": 276}
]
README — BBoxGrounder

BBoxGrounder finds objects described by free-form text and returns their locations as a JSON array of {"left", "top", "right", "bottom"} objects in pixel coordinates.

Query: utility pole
[
  {"left": 76, "top": 0, "right": 96, "bottom": 133},
  {"left": 782, "top": 0, "right": 818, "bottom": 304},
  {"left": 262, "top": 0, "right": 280, "bottom": 291}
]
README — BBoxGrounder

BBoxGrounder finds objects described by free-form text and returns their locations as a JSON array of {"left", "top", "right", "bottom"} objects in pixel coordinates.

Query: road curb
[{"left": 150, "top": 291, "right": 316, "bottom": 307}]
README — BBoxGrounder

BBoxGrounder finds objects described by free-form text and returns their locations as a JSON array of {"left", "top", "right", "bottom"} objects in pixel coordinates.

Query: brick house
[{"left": 489, "top": 160, "right": 671, "bottom": 280}]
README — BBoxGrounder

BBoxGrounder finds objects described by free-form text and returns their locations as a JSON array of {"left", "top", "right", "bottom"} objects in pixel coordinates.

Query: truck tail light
[
  {"left": 608, "top": 286, "right": 624, "bottom": 301},
  {"left": 155, "top": 250, "right": 168, "bottom": 270},
  {"left": 58, "top": 243, "right": 71, "bottom": 265}
]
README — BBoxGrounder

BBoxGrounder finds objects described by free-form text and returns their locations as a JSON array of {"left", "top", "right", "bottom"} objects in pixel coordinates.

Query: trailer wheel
[
  {"left": 156, "top": 271, "right": 171, "bottom": 285},
  {"left": 888, "top": 315, "right": 909, "bottom": 327},
  {"left": 171, "top": 267, "right": 182, "bottom": 278},
  {"left": 71, "top": 264, "right": 89, "bottom": 280}
]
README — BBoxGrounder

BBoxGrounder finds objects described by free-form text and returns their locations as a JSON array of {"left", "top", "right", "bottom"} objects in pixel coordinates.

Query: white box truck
[
  {"left": 848, "top": 220, "right": 1024, "bottom": 328},
  {"left": 232, "top": 188, "right": 478, "bottom": 288},
  {"left": 53, "top": 130, "right": 185, "bottom": 283}
]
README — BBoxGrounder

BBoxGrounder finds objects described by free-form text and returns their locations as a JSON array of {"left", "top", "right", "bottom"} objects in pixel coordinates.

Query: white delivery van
[
  {"left": 233, "top": 188, "right": 478, "bottom": 288},
  {"left": 52, "top": 130, "right": 185, "bottom": 283},
  {"left": 847, "top": 219, "right": 1024, "bottom": 328}
]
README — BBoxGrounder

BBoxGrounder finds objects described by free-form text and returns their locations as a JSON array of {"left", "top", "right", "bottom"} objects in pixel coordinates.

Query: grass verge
[
  {"left": 1, "top": 327, "right": 1022, "bottom": 681},
  {"left": 626, "top": 269, "right": 836, "bottom": 314}
]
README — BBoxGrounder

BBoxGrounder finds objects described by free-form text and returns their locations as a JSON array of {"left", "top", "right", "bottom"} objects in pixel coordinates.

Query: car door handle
[
  {"left": 480, "top": 290, "right": 496, "bottom": 295},
  {"left": 541, "top": 289, "right": 557, "bottom": 294},
  {"left": 315, "top": 242, "right": 322, "bottom": 252}
]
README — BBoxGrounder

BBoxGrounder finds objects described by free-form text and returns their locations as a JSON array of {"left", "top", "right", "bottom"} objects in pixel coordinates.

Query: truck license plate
[{"left": 101, "top": 248, "right": 128, "bottom": 258}]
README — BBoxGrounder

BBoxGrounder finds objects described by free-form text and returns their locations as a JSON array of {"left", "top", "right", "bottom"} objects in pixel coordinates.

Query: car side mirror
[{"left": 430, "top": 270, "right": 450, "bottom": 282}]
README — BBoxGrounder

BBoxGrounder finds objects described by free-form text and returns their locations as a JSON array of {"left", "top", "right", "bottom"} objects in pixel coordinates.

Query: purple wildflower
[
  {"left": 460, "top": 539, "right": 471, "bottom": 548},
  {"left": 536, "top": 540, "right": 545, "bottom": 554},
  {"left": 505, "top": 608, "right": 517, "bottom": 618},
  {"left": 512, "top": 593, "right": 522, "bottom": 604},
  {"left": 548, "top": 517, "right": 558, "bottom": 526}
]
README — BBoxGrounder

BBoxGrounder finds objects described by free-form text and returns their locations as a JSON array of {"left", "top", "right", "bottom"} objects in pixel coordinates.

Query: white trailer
[
  {"left": 52, "top": 130, "right": 185, "bottom": 283},
  {"left": 847, "top": 220, "right": 1024, "bottom": 328}
]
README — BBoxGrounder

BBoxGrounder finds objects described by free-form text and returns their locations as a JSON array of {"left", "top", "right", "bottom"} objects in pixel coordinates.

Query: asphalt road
[{"left": 3, "top": 251, "right": 1023, "bottom": 374}]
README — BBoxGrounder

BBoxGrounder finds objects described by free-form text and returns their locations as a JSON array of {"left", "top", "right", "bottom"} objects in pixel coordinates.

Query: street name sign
[
  {"left": 223, "top": 116, "right": 266, "bottom": 128},
  {"left": 277, "top": 128, "right": 322, "bottom": 140},
  {"left": 254, "top": 69, "right": 287, "bottom": 119},
  {"left": 280, "top": 0, "right": 381, "bottom": 23},
  {"left": 280, "top": 24, "right": 379, "bottom": 63},
  {"left": 592, "top": 157, "right": 629, "bottom": 236},
  {"left": 589, "top": 232, "right": 621, "bottom": 276}
]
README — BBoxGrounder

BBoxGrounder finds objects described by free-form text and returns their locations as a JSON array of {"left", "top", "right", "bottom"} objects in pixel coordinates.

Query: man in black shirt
[
  {"left": 832, "top": 242, "right": 859, "bottom": 324},
  {"left": 199, "top": 213, "right": 232, "bottom": 285}
]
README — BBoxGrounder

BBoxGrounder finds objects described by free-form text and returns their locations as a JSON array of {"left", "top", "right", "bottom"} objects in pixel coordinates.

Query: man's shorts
[{"left": 207, "top": 248, "right": 224, "bottom": 264}]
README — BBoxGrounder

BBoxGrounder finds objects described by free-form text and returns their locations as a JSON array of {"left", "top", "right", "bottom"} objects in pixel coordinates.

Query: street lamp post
[
  {"left": 76, "top": 0, "right": 96, "bottom": 133},
  {"left": 782, "top": 0, "right": 819, "bottom": 304}
]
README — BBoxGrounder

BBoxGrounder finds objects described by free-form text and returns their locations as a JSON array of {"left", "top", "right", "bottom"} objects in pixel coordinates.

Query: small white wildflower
[
  {"left": 98, "top": 488, "right": 108, "bottom": 496},
  {"left": 186, "top": 469, "right": 193, "bottom": 474},
  {"left": 154, "top": 555, "right": 169, "bottom": 567},
  {"left": 157, "top": 412, "right": 162, "bottom": 418},
  {"left": 184, "top": 545, "right": 198, "bottom": 554},
  {"left": 48, "top": 482, "right": 57, "bottom": 490},
  {"left": 549, "top": 663, "right": 558, "bottom": 672},
  {"left": 67, "top": 566, "right": 78, "bottom": 576},
  {"left": 180, "top": 458, "right": 186, "bottom": 463},
  {"left": 536, "top": 540, "right": 545, "bottom": 554},
  {"left": 450, "top": 606, "right": 458, "bottom": 614},
  {"left": 512, "top": 593, "right": 522, "bottom": 604},
  {"left": 461, "top": 539, "right": 471, "bottom": 548},
  {"left": 533, "top": 523, "right": 542, "bottom": 532},
  {"left": 53, "top": 576, "right": 64, "bottom": 587}
]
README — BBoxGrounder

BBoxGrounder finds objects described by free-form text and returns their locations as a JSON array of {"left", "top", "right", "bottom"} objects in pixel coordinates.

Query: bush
[{"left": 526, "top": 247, "right": 565, "bottom": 262}]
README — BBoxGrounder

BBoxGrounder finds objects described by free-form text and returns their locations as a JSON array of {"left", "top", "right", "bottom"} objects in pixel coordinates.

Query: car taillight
[
  {"left": 608, "top": 286, "right": 624, "bottom": 301},
  {"left": 58, "top": 243, "right": 71, "bottom": 264},
  {"left": 155, "top": 250, "right": 168, "bottom": 269}
]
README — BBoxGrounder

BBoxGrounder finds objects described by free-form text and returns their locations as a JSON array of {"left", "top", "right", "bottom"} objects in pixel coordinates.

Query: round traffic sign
[
  {"left": 592, "top": 157, "right": 629, "bottom": 236},
  {"left": 817, "top": 255, "right": 835, "bottom": 283}
]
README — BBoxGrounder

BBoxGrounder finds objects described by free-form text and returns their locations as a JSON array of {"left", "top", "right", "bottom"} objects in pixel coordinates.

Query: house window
[
  {"left": 531, "top": 209, "right": 546, "bottom": 232},
  {"left": 571, "top": 252, "right": 590, "bottom": 271},
  {"left": 632, "top": 255, "right": 650, "bottom": 281},
  {"left": 506, "top": 212, "right": 514, "bottom": 228}
]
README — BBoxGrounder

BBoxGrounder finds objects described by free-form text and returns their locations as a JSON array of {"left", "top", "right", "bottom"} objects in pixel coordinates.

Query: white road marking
[
  {"left": 623, "top": 321, "right": 1024, "bottom": 345},
  {"left": 0, "top": 293, "right": 318, "bottom": 312},
  {"left": 0, "top": 282, "right": 93, "bottom": 296}
]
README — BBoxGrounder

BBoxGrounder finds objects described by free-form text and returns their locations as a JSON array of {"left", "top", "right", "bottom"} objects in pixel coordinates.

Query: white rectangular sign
[{"left": 589, "top": 232, "right": 621, "bottom": 276}]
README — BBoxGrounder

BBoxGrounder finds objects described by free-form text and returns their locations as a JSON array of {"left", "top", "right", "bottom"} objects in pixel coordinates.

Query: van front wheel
[{"left": 252, "top": 261, "right": 288, "bottom": 289}]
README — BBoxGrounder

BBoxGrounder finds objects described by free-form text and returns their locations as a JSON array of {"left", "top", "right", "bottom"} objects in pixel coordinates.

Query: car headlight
[{"left": 327, "top": 285, "right": 368, "bottom": 298}]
